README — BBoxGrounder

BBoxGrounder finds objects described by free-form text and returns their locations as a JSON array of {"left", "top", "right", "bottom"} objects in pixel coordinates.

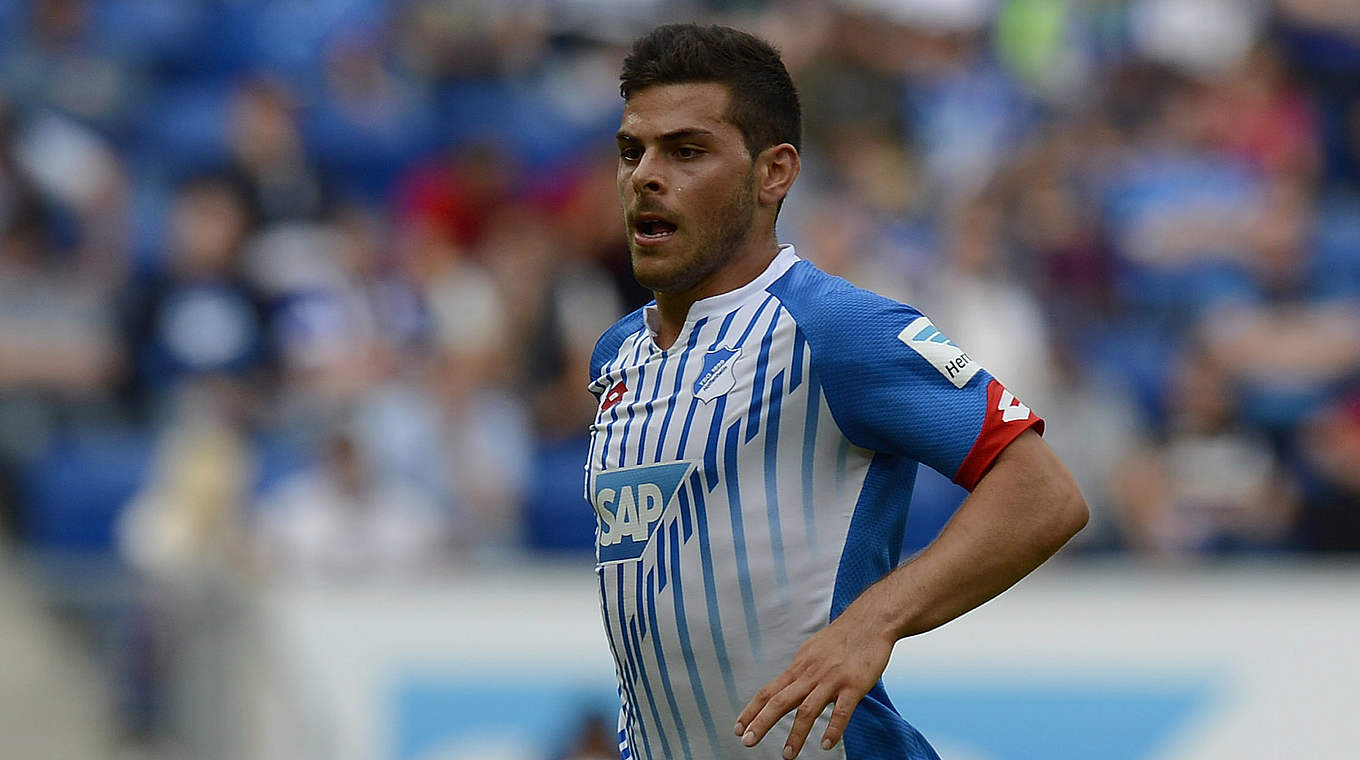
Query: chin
[
  {"left": 631, "top": 259, "right": 694, "bottom": 294},
  {"left": 631, "top": 266, "right": 675, "bottom": 293}
]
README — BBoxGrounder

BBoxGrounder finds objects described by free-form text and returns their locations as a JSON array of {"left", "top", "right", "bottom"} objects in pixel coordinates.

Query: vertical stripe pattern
[{"left": 585, "top": 250, "right": 883, "bottom": 759}]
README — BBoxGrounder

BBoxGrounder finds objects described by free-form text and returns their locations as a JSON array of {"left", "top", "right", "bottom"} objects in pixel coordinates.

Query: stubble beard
[{"left": 630, "top": 172, "right": 757, "bottom": 296}]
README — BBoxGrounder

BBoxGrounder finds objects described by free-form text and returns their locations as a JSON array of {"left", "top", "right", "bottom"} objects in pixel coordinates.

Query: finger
[
  {"left": 781, "top": 685, "right": 835, "bottom": 759},
  {"left": 819, "top": 689, "right": 865, "bottom": 751},
  {"left": 735, "top": 670, "right": 797, "bottom": 736},
  {"left": 742, "top": 679, "right": 812, "bottom": 747}
]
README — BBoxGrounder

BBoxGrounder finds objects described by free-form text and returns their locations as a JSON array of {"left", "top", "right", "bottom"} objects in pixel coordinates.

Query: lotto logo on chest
[
  {"left": 593, "top": 462, "right": 694, "bottom": 564},
  {"left": 601, "top": 381, "right": 628, "bottom": 411}
]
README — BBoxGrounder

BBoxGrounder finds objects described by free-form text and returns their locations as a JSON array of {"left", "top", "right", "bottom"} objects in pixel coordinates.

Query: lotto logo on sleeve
[
  {"left": 897, "top": 317, "right": 982, "bottom": 388},
  {"left": 996, "top": 387, "right": 1032, "bottom": 422},
  {"left": 983, "top": 378, "right": 1038, "bottom": 428},
  {"left": 953, "top": 379, "right": 1043, "bottom": 489},
  {"left": 592, "top": 462, "right": 694, "bottom": 564}
]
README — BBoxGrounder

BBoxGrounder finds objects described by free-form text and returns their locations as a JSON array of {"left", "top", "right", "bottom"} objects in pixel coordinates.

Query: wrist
[
  {"left": 870, "top": 557, "right": 944, "bottom": 641},
  {"left": 846, "top": 575, "right": 917, "bottom": 645}
]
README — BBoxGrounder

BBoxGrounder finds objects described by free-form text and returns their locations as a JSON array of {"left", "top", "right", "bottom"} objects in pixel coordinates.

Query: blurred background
[{"left": 0, "top": 0, "right": 1356, "bottom": 758}]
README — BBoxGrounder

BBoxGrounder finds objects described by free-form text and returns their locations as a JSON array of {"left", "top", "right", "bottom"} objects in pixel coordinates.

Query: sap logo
[
  {"left": 694, "top": 345, "right": 741, "bottom": 403},
  {"left": 593, "top": 462, "right": 693, "bottom": 564},
  {"left": 897, "top": 317, "right": 981, "bottom": 389}
]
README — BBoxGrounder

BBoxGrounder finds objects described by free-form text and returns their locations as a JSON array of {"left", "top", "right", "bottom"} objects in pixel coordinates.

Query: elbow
[
  {"left": 1022, "top": 465, "right": 1087, "bottom": 555},
  {"left": 1051, "top": 478, "right": 1089, "bottom": 548},
  {"left": 1066, "top": 488, "right": 1090, "bottom": 539},
  {"left": 983, "top": 429, "right": 1089, "bottom": 552}
]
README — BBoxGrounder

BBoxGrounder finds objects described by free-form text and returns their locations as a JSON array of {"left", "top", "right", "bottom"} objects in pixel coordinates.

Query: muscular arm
[
  {"left": 866, "top": 428, "right": 1088, "bottom": 639},
  {"left": 736, "top": 429, "right": 1088, "bottom": 758}
]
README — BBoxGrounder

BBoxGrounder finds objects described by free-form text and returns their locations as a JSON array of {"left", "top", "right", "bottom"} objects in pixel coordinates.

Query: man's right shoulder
[{"left": 589, "top": 305, "right": 649, "bottom": 386}]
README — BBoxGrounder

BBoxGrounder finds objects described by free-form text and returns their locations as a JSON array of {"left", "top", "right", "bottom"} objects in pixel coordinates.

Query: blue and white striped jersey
[{"left": 585, "top": 246, "right": 1042, "bottom": 760}]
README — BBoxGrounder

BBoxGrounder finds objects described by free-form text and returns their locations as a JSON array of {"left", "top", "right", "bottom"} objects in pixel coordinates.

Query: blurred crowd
[
  {"left": 2, "top": 0, "right": 1359, "bottom": 753},
  {"left": 2, "top": 0, "right": 1360, "bottom": 594}
]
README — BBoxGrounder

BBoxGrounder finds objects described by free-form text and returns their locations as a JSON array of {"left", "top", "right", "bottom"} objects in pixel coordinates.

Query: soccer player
[{"left": 585, "top": 24, "right": 1088, "bottom": 760}]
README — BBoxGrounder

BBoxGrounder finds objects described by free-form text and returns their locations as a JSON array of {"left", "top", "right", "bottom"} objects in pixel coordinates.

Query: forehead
[{"left": 618, "top": 82, "right": 736, "bottom": 139}]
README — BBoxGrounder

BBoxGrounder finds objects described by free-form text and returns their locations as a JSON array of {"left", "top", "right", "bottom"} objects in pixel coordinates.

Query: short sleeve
[{"left": 768, "top": 262, "right": 1042, "bottom": 490}]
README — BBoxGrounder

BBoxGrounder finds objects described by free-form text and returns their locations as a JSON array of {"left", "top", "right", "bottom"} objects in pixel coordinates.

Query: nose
[{"left": 630, "top": 149, "right": 665, "bottom": 195}]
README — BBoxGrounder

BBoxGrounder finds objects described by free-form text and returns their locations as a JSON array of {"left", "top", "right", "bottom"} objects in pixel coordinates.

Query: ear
[{"left": 755, "top": 143, "right": 800, "bottom": 208}]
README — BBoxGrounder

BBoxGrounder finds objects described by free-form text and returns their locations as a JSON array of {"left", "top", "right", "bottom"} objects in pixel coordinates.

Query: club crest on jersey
[
  {"left": 593, "top": 462, "right": 693, "bottom": 564},
  {"left": 694, "top": 346, "right": 741, "bottom": 403},
  {"left": 897, "top": 316, "right": 982, "bottom": 389}
]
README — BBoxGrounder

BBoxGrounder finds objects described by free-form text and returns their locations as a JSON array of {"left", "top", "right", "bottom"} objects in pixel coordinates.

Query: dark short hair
[{"left": 620, "top": 24, "right": 802, "bottom": 157}]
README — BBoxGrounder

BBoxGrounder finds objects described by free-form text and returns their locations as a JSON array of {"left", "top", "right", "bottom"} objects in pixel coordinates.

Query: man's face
[{"left": 616, "top": 82, "right": 758, "bottom": 295}]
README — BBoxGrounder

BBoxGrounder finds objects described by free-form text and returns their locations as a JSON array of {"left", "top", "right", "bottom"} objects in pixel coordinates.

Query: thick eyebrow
[{"left": 616, "top": 128, "right": 715, "bottom": 144}]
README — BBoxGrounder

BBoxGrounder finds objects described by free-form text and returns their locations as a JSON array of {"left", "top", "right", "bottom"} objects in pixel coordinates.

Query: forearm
[
  {"left": 855, "top": 429, "right": 1088, "bottom": 641},
  {"left": 736, "top": 431, "right": 1088, "bottom": 757}
]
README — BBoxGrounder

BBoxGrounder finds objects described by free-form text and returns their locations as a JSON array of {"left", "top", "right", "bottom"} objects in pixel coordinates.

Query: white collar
[{"left": 643, "top": 244, "right": 800, "bottom": 338}]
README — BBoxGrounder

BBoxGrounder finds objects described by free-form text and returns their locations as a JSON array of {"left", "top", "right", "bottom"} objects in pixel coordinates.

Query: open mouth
[{"left": 634, "top": 215, "right": 678, "bottom": 242}]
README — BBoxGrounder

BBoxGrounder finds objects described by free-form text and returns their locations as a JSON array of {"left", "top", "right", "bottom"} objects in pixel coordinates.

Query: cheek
[{"left": 617, "top": 165, "right": 635, "bottom": 194}]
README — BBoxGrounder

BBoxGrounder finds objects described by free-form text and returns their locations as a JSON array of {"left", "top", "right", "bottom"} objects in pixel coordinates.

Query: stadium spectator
[
  {"left": 0, "top": 100, "right": 124, "bottom": 538},
  {"left": 252, "top": 422, "right": 450, "bottom": 581},
  {"left": 1111, "top": 347, "right": 1301, "bottom": 556},
  {"left": 117, "top": 382, "right": 253, "bottom": 579},
  {"left": 0, "top": 0, "right": 140, "bottom": 133},
  {"left": 118, "top": 174, "right": 272, "bottom": 419},
  {"left": 420, "top": 236, "right": 534, "bottom": 553},
  {"left": 225, "top": 78, "right": 329, "bottom": 226},
  {"left": 307, "top": 27, "right": 434, "bottom": 202},
  {"left": 1298, "top": 391, "right": 1360, "bottom": 552}
]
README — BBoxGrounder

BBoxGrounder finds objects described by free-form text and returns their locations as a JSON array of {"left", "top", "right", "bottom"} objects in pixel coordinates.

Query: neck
[{"left": 651, "top": 237, "right": 781, "bottom": 350}]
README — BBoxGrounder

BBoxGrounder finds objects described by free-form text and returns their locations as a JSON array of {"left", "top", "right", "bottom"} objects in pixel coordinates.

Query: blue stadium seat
[
  {"left": 131, "top": 83, "right": 233, "bottom": 174},
  {"left": 21, "top": 430, "right": 154, "bottom": 552},
  {"left": 522, "top": 434, "right": 597, "bottom": 553}
]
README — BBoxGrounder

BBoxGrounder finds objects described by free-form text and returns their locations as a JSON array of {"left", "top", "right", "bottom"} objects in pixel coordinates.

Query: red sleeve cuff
[{"left": 953, "top": 379, "right": 1045, "bottom": 491}]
